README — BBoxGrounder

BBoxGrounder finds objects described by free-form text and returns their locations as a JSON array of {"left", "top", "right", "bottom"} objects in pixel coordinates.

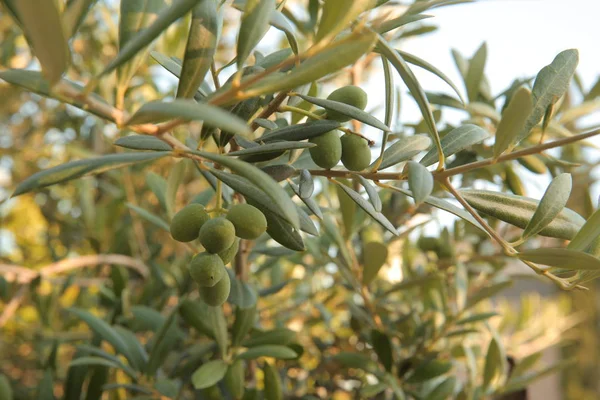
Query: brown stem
[{"left": 250, "top": 91, "right": 289, "bottom": 131}]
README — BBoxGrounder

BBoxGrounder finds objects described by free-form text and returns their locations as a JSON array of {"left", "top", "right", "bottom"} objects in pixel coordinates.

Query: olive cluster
[
  {"left": 170, "top": 203, "right": 267, "bottom": 306},
  {"left": 309, "top": 86, "right": 372, "bottom": 171}
]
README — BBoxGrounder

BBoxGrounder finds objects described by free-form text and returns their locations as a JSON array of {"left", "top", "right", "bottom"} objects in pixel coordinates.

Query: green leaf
[
  {"left": 426, "top": 91, "right": 464, "bottom": 109},
  {"left": 398, "top": 50, "right": 465, "bottom": 104},
  {"left": 126, "top": 203, "right": 170, "bottom": 231},
  {"left": 151, "top": 51, "right": 183, "bottom": 78},
  {"left": 67, "top": 309, "right": 134, "bottom": 362},
  {"left": 100, "top": 0, "right": 199, "bottom": 77},
  {"left": 331, "top": 352, "right": 375, "bottom": 371},
  {"left": 209, "top": 306, "right": 228, "bottom": 356},
  {"left": 114, "top": 135, "right": 173, "bottom": 151},
  {"left": 483, "top": 332, "right": 507, "bottom": 390},
  {"left": 376, "top": 13, "right": 434, "bottom": 34},
  {"left": 243, "top": 329, "right": 296, "bottom": 348},
  {"left": 456, "top": 312, "right": 499, "bottom": 325},
  {"left": 63, "top": 0, "right": 98, "bottom": 39},
  {"left": 63, "top": 350, "right": 88, "bottom": 400},
  {"left": 517, "top": 49, "right": 579, "bottom": 143},
  {"left": 243, "top": 28, "right": 377, "bottom": 97},
  {"left": 362, "top": 241, "right": 388, "bottom": 285},
  {"left": 371, "top": 330, "right": 393, "bottom": 372},
  {"left": 502, "top": 360, "right": 575, "bottom": 394},
  {"left": 259, "top": 120, "right": 341, "bottom": 142},
  {"left": 236, "top": 0, "right": 275, "bottom": 67},
  {"left": 299, "top": 170, "right": 314, "bottom": 199},
  {"left": 10, "top": 0, "right": 70, "bottom": 84},
  {"left": 146, "top": 307, "right": 180, "bottom": 375},
  {"left": 69, "top": 357, "right": 136, "bottom": 379},
  {"left": 36, "top": 369, "right": 55, "bottom": 400},
  {"left": 376, "top": 36, "right": 443, "bottom": 165},
  {"left": 517, "top": 248, "right": 600, "bottom": 271},
  {"left": 237, "top": 345, "right": 298, "bottom": 360},
  {"left": 113, "top": 326, "right": 149, "bottom": 372},
  {"left": 521, "top": 173, "right": 572, "bottom": 240},
  {"left": 297, "top": 93, "right": 389, "bottom": 131},
  {"left": 192, "top": 150, "right": 299, "bottom": 230},
  {"left": 177, "top": 0, "right": 219, "bottom": 98},
  {"left": 85, "top": 364, "right": 108, "bottom": 400},
  {"left": 407, "top": 161, "right": 433, "bottom": 205},
  {"left": 358, "top": 176, "right": 382, "bottom": 212},
  {"left": 255, "top": 48, "right": 294, "bottom": 69},
  {"left": 466, "top": 42, "right": 487, "bottom": 102},
  {"left": 102, "top": 384, "right": 152, "bottom": 395},
  {"left": 314, "top": 0, "right": 375, "bottom": 45},
  {"left": 227, "top": 141, "right": 315, "bottom": 156},
  {"left": 269, "top": 11, "right": 299, "bottom": 54},
  {"left": 568, "top": 208, "right": 600, "bottom": 251},
  {"left": 406, "top": 0, "right": 474, "bottom": 14},
  {"left": 335, "top": 183, "right": 398, "bottom": 235},
  {"left": 493, "top": 86, "right": 533, "bottom": 157},
  {"left": 290, "top": 182, "right": 323, "bottom": 219},
  {"left": 460, "top": 189, "right": 584, "bottom": 240},
  {"left": 191, "top": 360, "right": 228, "bottom": 389},
  {"left": 117, "top": 0, "right": 167, "bottom": 91},
  {"left": 427, "top": 377, "right": 457, "bottom": 400},
  {"left": 376, "top": 134, "right": 432, "bottom": 170},
  {"left": 178, "top": 299, "right": 215, "bottom": 338},
  {"left": 406, "top": 359, "right": 452, "bottom": 383},
  {"left": 13, "top": 151, "right": 169, "bottom": 197},
  {"left": 126, "top": 100, "right": 251, "bottom": 137},
  {"left": 166, "top": 159, "right": 187, "bottom": 219},
  {"left": 420, "top": 124, "right": 489, "bottom": 167},
  {"left": 231, "top": 305, "right": 257, "bottom": 346},
  {"left": 466, "top": 281, "right": 511, "bottom": 309},
  {"left": 226, "top": 268, "right": 258, "bottom": 309}
]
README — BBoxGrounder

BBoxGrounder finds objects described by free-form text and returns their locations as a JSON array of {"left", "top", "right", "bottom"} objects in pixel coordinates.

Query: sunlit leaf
[
  {"left": 236, "top": 0, "right": 275, "bottom": 67},
  {"left": 314, "top": 0, "right": 375, "bottom": 45},
  {"left": 407, "top": 161, "right": 433, "bottom": 205},
  {"left": 517, "top": 248, "right": 600, "bottom": 271},
  {"left": 466, "top": 42, "right": 487, "bottom": 102},
  {"left": 483, "top": 331, "right": 507, "bottom": 390},
  {"left": 64, "top": 0, "right": 98, "bottom": 38},
  {"left": 420, "top": 124, "right": 489, "bottom": 166},
  {"left": 376, "top": 134, "right": 432, "bottom": 170},
  {"left": 494, "top": 86, "right": 533, "bottom": 157}
]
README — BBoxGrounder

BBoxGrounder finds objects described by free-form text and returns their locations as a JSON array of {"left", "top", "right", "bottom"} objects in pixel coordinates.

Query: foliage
[{"left": 1, "top": 0, "right": 600, "bottom": 399}]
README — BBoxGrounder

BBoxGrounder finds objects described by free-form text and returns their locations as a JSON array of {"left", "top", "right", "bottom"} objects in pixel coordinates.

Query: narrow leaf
[
  {"left": 236, "top": 0, "right": 275, "bottom": 67},
  {"left": 177, "top": 0, "right": 219, "bottom": 98},
  {"left": 493, "top": 86, "right": 533, "bottom": 157},
  {"left": 126, "top": 203, "right": 170, "bottom": 231},
  {"left": 358, "top": 175, "right": 382, "bottom": 212},
  {"left": 483, "top": 332, "right": 507, "bottom": 390},
  {"left": 114, "top": 135, "right": 173, "bottom": 151},
  {"left": 259, "top": 120, "right": 341, "bottom": 142},
  {"left": 126, "top": 100, "right": 251, "bottom": 137},
  {"left": 376, "top": 134, "right": 432, "bottom": 170},
  {"left": 191, "top": 360, "right": 228, "bottom": 389},
  {"left": 420, "top": 124, "right": 489, "bottom": 167},
  {"left": 227, "top": 141, "right": 315, "bottom": 156},
  {"left": 237, "top": 345, "right": 297, "bottom": 360},
  {"left": 100, "top": 0, "right": 200, "bottom": 77},
  {"left": 166, "top": 160, "right": 187, "bottom": 219},
  {"left": 297, "top": 93, "right": 389, "bottom": 131},
  {"left": 314, "top": 0, "right": 375, "bottom": 45},
  {"left": 13, "top": 152, "right": 169, "bottom": 197},
  {"left": 209, "top": 306, "right": 228, "bottom": 356},
  {"left": 517, "top": 248, "right": 600, "bottom": 271},
  {"left": 568, "top": 208, "right": 600, "bottom": 251},
  {"left": 63, "top": 0, "right": 98, "bottom": 38},
  {"left": 299, "top": 170, "right": 314, "bottom": 199},
  {"left": 521, "top": 173, "right": 572, "bottom": 240},
  {"left": 290, "top": 182, "right": 323, "bottom": 219},
  {"left": 11, "top": 0, "right": 70, "bottom": 83},
  {"left": 376, "top": 14, "right": 434, "bottom": 34},
  {"left": 407, "top": 161, "right": 433, "bottom": 205},
  {"left": 466, "top": 42, "right": 487, "bottom": 102},
  {"left": 362, "top": 241, "right": 387, "bottom": 285}
]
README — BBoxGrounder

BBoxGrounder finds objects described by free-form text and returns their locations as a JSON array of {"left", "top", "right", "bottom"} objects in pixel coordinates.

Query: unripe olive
[
  {"left": 309, "top": 130, "right": 342, "bottom": 169},
  {"left": 340, "top": 134, "right": 371, "bottom": 171},
  {"left": 227, "top": 204, "right": 267, "bottom": 239},
  {"left": 189, "top": 253, "right": 226, "bottom": 287},
  {"left": 199, "top": 268, "right": 231, "bottom": 307},
  {"left": 199, "top": 217, "right": 236, "bottom": 254},
  {"left": 218, "top": 237, "right": 240, "bottom": 265},
  {"left": 170, "top": 204, "right": 210, "bottom": 242},
  {"left": 326, "top": 85, "right": 368, "bottom": 122}
]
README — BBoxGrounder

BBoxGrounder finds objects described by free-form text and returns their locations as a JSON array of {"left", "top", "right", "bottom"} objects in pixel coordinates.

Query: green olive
[
  {"left": 189, "top": 253, "right": 226, "bottom": 287},
  {"left": 309, "top": 130, "right": 342, "bottom": 169},
  {"left": 199, "top": 268, "right": 231, "bottom": 307},
  {"left": 326, "top": 85, "right": 368, "bottom": 122},
  {"left": 218, "top": 237, "right": 240, "bottom": 265},
  {"left": 199, "top": 217, "right": 236, "bottom": 254},
  {"left": 170, "top": 204, "right": 210, "bottom": 242},
  {"left": 227, "top": 204, "right": 267, "bottom": 240},
  {"left": 340, "top": 134, "right": 371, "bottom": 171}
]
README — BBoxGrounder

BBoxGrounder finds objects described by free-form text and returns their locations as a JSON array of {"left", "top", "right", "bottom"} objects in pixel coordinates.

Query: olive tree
[{"left": 1, "top": 0, "right": 599, "bottom": 399}]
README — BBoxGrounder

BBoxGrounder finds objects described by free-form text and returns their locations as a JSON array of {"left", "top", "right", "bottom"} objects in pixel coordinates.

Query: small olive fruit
[
  {"left": 341, "top": 134, "right": 371, "bottom": 171},
  {"left": 199, "top": 268, "right": 231, "bottom": 307},
  {"left": 199, "top": 217, "right": 236, "bottom": 254},
  {"left": 189, "top": 253, "right": 226, "bottom": 287},
  {"left": 227, "top": 204, "right": 268, "bottom": 239},
  {"left": 309, "top": 130, "right": 342, "bottom": 169},
  {"left": 326, "top": 85, "right": 368, "bottom": 122},
  {"left": 170, "top": 204, "right": 210, "bottom": 242},
  {"left": 218, "top": 237, "right": 240, "bottom": 265}
]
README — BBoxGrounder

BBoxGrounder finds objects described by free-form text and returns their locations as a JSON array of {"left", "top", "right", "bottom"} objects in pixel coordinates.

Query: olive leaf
[
  {"left": 517, "top": 248, "right": 600, "bottom": 271},
  {"left": 63, "top": 0, "right": 98, "bottom": 39},
  {"left": 297, "top": 93, "right": 389, "bottom": 131},
  {"left": 126, "top": 100, "right": 251, "bottom": 137},
  {"left": 567, "top": 208, "right": 600, "bottom": 251},
  {"left": 376, "top": 14, "right": 434, "bottom": 34},
  {"left": 227, "top": 141, "right": 315, "bottom": 156},
  {"left": 521, "top": 173, "right": 572, "bottom": 240},
  {"left": 100, "top": 0, "right": 199, "bottom": 77},
  {"left": 236, "top": 0, "right": 275, "bottom": 67},
  {"left": 420, "top": 124, "right": 490, "bottom": 167},
  {"left": 177, "top": 0, "right": 219, "bottom": 98},
  {"left": 407, "top": 161, "right": 434, "bottom": 205},
  {"left": 466, "top": 42, "right": 487, "bottom": 102},
  {"left": 493, "top": 86, "right": 533, "bottom": 157},
  {"left": 68, "top": 357, "right": 137, "bottom": 380},
  {"left": 483, "top": 329, "right": 508, "bottom": 390},
  {"left": 362, "top": 242, "right": 388, "bottom": 285},
  {"left": 299, "top": 170, "right": 315, "bottom": 199},
  {"left": 358, "top": 175, "right": 382, "bottom": 212},
  {"left": 290, "top": 182, "right": 323, "bottom": 219},
  {"left": 517, "top": 49, "right": 579, "bottom": 144},
  {"left": 9, "top": 0, "right": 70, "bottom": 84},
  {"left": 13, "top": 152, "right": 170, "bottom": 197},
  {"left": 237, "top": 345, "right": 298, "bottom": 360},
  {"left": 126, "top": 203, "right": 170, "bottom": 231},
  {"left": 269, "top": 11, "right": 299, "bottom": 54},
  {"left": 314, "top": 0, "right": 375, "bottom": 45},
  {"left": 375, "top": 134, "right": 432, "bottom": 170},
  {"left": 259, "top": 120, "right": 341, "bottom": 142},
  {"left": 114, "top": 135, "right": 173, "bottom": 151},
  {"left": 117, "top": 0, "right": 167, "bottom": 93},
  {"left": 191, "top": 360, "right": 228, "bottom": 389},
  {"left": 460, "top": 189, "right": 584, "bottom": 240}
]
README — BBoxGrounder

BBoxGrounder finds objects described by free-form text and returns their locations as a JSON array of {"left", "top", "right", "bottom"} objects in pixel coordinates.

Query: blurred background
[{"left": 1, "top": 0, "right": 600, "bottom": 399}]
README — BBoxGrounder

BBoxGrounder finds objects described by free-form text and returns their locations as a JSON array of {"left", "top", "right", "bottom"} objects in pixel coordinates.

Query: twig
[{"left": 250, "top": 91, "right": 289, "bottom": 131}]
